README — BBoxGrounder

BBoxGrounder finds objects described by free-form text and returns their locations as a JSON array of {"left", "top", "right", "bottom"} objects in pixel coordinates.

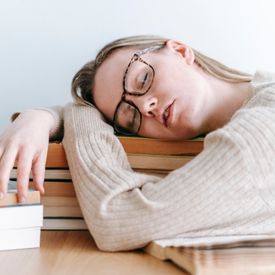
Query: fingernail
[{"left": 0, "top": 192, "right": 4, "bottom": 200}]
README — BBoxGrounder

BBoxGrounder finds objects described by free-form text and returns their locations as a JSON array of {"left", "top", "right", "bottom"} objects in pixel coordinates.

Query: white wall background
[{"left": 1, "top": 0, "right": 275, "bottom": 132}]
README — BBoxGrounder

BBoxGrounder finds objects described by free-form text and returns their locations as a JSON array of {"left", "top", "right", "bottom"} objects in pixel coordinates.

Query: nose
[{"left": 125, "top": 94, "right": 158, "bottom": 117}]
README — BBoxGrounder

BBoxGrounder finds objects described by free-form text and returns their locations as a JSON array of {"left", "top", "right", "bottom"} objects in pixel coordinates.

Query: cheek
[{"left": 138, "top": 117, "right": 166, "bottom": 138}]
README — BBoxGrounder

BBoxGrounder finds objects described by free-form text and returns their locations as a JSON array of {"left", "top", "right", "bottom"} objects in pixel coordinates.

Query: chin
[
  {"left": 175, "top": 114, "right": 203, "bottom": 140},
  {"left": 139, "top": 119, "right": 201, "bottom": 140}
]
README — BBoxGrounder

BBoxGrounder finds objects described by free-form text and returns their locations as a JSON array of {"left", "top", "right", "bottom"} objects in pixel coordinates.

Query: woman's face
[{"left": 93, "top": 40, "right": 211, "bottom": 140}]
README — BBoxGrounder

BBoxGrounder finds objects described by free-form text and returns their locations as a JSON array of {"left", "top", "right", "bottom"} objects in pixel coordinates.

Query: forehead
[{"left": 93, "top": 48, "right": 138, "bottom": 121}]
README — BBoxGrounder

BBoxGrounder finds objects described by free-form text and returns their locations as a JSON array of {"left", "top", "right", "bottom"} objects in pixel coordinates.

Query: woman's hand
[{"left": 0, "top": 110, "right": 55, "bottom": 202}]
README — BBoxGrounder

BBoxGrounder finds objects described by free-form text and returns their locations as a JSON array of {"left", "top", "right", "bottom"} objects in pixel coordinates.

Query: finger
[
  {"left": 16, "top": 147, "right": 33, "bottom": 203},
  {"left": 31, "top": 150, "right": 47, "bottom": 194},
  {"left": 0, "top": 138, "right": 8, "bottom": 159},
  {"left": 0, "top": 146, "right": 18, "bottom": 197}
]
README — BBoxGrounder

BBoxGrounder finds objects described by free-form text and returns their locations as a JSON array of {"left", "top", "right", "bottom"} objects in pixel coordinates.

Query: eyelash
[{"left": 141, "top": 73, "right": 148, "bottom": 88}]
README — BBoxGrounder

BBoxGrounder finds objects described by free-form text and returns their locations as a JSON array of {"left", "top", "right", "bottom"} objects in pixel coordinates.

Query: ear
[{"left": 165, "top": 40, "right": 195, "bottom": 65}]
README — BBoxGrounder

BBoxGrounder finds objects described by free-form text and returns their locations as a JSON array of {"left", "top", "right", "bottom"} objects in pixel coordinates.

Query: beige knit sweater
[{"left": 40, "top": 71, "right": 275, "bottom": 252}]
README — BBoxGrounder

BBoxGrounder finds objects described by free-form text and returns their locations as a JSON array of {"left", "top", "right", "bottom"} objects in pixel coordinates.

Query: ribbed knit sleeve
[{"left": 62, "top": 71, "right": 275, "bottom": 252}]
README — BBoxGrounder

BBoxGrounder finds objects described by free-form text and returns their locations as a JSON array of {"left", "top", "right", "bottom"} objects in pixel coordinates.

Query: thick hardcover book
[
  {"left": 144, "top": 235, "right": 275, "bottom": 274},
  {"left": 118, "top": 136, "right": 204, "bottom": 155},
  {"left": 29, "top": 181, "right": 76, "bottom": 197}
]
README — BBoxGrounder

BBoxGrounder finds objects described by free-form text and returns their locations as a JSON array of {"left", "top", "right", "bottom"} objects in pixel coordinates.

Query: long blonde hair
[{"left": 71, "top": 35, "right": 252, "bottom": 107}]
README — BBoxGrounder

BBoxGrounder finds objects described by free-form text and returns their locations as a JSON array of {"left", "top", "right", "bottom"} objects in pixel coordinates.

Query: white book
[
  {"left": 43, "top": 218, "right": 88, "bottom": 230},
  {"left": 0, "top": 227, "right": 41, "bottom": 251},
  {"left": 0, "top": 204, "right": 43, "bottom": 229}
]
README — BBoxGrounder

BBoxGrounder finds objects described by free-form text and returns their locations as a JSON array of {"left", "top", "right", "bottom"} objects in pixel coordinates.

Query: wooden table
[{"left": 0, "top": 231, "right": 186, "bottom": 275}]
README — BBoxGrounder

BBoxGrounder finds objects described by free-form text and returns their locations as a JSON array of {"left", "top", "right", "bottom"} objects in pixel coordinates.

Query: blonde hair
[{"left": 71, "top": 35, "right": 252, "bottom": 107}]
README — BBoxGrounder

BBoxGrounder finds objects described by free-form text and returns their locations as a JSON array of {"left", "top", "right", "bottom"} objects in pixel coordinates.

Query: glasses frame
[{"left": 113, "top": 45, "right": 162, "bottom": 135}]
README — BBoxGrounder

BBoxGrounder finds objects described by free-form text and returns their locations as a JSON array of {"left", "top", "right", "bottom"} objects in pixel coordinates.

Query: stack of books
[
  {"left": 9, "top": 136, "right": 204, "bottom": 230},
  {"left": 10, "top": 144, "right": 87, "bottom": 231},
  {"left": 0, "top": 188, "right": 43, "bottom": 251},
  {"left": 37, "top": 143, "right": 87, "bottom": 230},
  {"left": 119, "top": 136, "right": 204, "bottom": 175}
]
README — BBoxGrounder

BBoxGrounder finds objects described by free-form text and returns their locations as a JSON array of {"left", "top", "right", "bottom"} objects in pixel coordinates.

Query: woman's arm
[
  {"left": 11, "top": 106, "right": 64, "bottom": 141},
  {"left": 0, "top": 106, "right": 64, "bottom": 202},
  {"left": 63, "top": 81, "right": 275, "bottom": 252}
]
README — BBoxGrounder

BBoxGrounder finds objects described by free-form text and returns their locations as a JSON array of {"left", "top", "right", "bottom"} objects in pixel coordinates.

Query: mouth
[{"left": 163, "top": 100, "right": 175, "bottom": 128}]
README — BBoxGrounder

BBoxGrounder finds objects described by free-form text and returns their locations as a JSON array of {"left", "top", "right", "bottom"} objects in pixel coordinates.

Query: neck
[{"left": 198, "top": 68, "right": 252, "bottom": 135}]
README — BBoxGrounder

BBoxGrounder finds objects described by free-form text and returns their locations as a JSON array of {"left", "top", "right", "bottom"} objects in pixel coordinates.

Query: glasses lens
[
  {"left": 114, "top": 101, "right": 141, "bottom": 135},
  {"left": 124, "top": 60, "right": 154, "bottom": 95}
]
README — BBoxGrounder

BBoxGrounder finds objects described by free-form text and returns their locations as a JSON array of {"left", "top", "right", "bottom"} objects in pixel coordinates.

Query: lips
[{"left": 163, "top": 100, "right": 175, "bottom": 127}]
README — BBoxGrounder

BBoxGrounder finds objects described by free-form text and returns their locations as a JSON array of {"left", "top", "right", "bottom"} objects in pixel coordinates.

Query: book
[
  {"left": 118, "top": 136, "right": 204, "bottom": 155},
  {"left": 0, "top": 190, "right": 43, "bottom": 251},
  {"left": 41, "top": 196, "right": 79, "bottom": 207},
  {"left": 144, "top": 235, "right": 275, "bottom": 274},
  {"left": 29, "top": 181, "right": 76, "bottom": 197},
  {"left": 0, "top": 227, "right": 41, "bottom": 251},
  {"left": 46, "top": 143, "right": 68, "bottom": 168},
  {"left": 42, "top": 218, "right": 88, "bottom": 230},
  {"left": 127, "top": 153, "right": 193, "bottom": 171},
  {"left": 0, "top": 204, "right": 43, "bottom": 229},
  {"left": 0, "top": 189, "right": 40, "bottom": 206},
  {"left": 43, "top": 205, "right": 83, "bottom": 218},
  {"left": 10, "top": 168, "right": 72, "bottom": 181}
]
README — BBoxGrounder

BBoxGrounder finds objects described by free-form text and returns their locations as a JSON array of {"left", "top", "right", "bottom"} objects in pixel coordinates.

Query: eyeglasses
[{"left": 113, "top": 45, "right": 162, "bottom": 135}]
